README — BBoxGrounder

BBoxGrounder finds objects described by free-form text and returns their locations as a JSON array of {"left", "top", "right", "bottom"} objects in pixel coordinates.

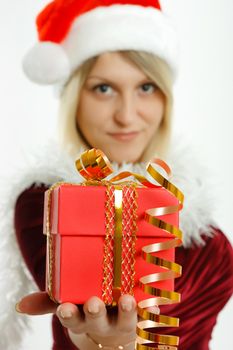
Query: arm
[
  {"left": 14, "top": 184, "right": 78, "bottom": 349},
  {"left": 17, "top": 291, "right": 138, "bottom": 349},
  {"left": 158, "top": 228, "right": 233, "bottom": 350}
]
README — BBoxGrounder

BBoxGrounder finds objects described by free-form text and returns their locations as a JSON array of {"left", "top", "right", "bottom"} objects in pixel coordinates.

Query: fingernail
[
  {"left": 58, "top": 308, "right": 73, "bottom": 319},
  {"left": 15, "top": 302, "right": 24, "bottom": 314},
  {"left": 121, "top": 300, "right": 133, "bottom": 312},
  {"left": 147, "top": 305, "right": 160, "bottom": 314},
  {"left": 88, "top": 302, "right": 100, "bottom": 314}
]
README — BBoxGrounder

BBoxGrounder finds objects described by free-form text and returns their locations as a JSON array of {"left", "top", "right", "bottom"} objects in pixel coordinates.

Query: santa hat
[{"left": 22, "top": 0, "right": 179, "bottom": 85}]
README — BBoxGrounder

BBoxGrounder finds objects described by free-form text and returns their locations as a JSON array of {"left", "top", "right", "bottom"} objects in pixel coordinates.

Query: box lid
[{"left": 44, "top": 184, "right": 179, "bottom": 238}]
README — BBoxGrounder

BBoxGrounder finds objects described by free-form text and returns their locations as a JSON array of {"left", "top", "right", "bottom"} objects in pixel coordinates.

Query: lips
[{"left": 107, "top": 131, "right": 140, "bottom": 141}]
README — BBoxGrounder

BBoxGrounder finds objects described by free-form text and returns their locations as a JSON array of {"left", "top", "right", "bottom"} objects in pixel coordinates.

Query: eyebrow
[{"left": 86, "top": 75, "right": 153, "bottom": 85}]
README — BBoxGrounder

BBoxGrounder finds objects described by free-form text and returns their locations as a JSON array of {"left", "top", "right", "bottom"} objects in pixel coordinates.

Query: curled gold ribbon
[
  {"left": 134, "top": 163, "right": 183, "bottom": 349},
  {"left": 75, "top": 148, "right": 113, "bottom": 180}
]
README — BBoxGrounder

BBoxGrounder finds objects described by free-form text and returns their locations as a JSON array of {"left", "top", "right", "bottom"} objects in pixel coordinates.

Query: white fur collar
[{"left": 0, "top": 138, "right": 217, "bottom": 349}]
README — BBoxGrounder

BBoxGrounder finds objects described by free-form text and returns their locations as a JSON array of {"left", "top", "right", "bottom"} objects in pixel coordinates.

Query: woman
[{"left": 1, "top": 0, "right": 232, "bottom": 349}]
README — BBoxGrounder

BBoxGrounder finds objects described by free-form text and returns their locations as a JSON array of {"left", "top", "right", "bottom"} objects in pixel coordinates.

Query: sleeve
[
  {"left": 14, "top": 184, "right": 79, "bottom": 350},
  {"left": 157, "top": 228, "right": 233, "bottom": 350},
  {"left": 14, "top": 184, "right": 48, "bottom": 290}
]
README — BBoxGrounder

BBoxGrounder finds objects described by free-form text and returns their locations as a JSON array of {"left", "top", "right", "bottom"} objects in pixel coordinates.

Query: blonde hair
[{"left": 58, "top": 50, "right": 174, "bottom": 162}]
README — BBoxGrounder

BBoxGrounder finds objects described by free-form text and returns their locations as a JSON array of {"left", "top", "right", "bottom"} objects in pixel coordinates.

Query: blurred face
[{"left": 76, "top": 52, "right": 165, "bottom": 163}]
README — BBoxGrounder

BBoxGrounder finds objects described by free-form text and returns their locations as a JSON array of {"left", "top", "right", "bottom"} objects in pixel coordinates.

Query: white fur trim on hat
[
  {"left": 23, "top": 5, "right": 179, "bottom": 85},
  {"left": 22, "top": 42, "right": 71, "bottom": 85}
]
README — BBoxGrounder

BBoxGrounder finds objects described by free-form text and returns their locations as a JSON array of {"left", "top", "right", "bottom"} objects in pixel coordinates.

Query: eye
[
  {"left": 93, "top": 84, "right": 113, "bottom": 95},
  {"left": 140, "top": 83, "right": 157, "bottom": 94}
]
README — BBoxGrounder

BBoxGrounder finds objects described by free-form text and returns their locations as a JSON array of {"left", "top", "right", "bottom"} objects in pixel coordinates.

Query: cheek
[
  {"left": 77, "top": 96, "right": 112, "bottom": 129},
  {"left": 144, "top": 100, "right": 165, "bottom": 127},
  {"left": 76, "top": 102, "right": 99, "bottom": 139},
  {"left": 76, "top": 97, "right": 92, "bottom": 125}
]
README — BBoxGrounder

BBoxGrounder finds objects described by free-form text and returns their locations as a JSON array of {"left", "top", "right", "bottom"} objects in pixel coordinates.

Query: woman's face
[{"left": 76, "top": 52, "right": 165, "bottom": 163}]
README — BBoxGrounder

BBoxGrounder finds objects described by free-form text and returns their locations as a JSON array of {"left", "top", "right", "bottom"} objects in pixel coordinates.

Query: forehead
[{"left": 86, "top": 52, "right": 148, "bottom": 82}]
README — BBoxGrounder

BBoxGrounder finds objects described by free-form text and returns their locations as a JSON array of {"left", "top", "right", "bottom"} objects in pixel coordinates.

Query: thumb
[{"left": 16, "top": 291, "right": 58, "bottom": 315}]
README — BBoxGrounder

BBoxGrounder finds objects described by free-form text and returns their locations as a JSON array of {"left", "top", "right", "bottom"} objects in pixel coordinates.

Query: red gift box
[
  {"left": 43, "top": 183, "right": 179, "bottom": 305},
  {"left": 43, "top": 149, "right": 183, "bottom": 349}
]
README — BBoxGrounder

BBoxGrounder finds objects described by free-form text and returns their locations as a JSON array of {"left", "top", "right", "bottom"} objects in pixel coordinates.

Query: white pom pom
[{"left": 22, "top": 42, "right": 71, "bottom": 85}]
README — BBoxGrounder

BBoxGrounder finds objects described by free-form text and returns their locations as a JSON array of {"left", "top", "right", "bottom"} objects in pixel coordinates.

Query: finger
[
  {"left": 16, "top": 292, "right": 57, "bottom": 315},
  {"left": 83, "top": 296, "right": 110, "bottom": 334},
  {"left": 56, "top": 303, "right": 85, "bottom": 334},
  {"left": 137, "top": 305, "right": 160, "bottom": 323},
  {"left": 146, "top": 305, "right": 160, "bottom": 315},
  {"left": 117, "top": 295, "right": 137, "bottom": 333}
]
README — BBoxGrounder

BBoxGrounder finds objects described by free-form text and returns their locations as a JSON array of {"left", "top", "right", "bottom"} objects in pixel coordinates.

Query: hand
[
  {"left": 57, "top": 294, "right": 138, "bottom": 349},
  {"left": 16, "top": 292, "right": 159, "bottom": 349}
]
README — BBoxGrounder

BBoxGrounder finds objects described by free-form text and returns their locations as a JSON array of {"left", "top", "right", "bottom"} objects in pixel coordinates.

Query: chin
[{"left": 108, "top": 150, "right": 142, "bottom": 164}]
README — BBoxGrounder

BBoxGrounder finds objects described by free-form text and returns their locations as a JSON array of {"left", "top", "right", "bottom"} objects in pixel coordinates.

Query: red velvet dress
[{"left": 14, "top": 184, "right": 233, "bottom": 350}]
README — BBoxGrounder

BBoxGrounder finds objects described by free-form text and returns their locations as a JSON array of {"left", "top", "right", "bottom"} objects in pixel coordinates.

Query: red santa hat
[{"left": 22, "top": 0, "right": 179, "bottom": 85}]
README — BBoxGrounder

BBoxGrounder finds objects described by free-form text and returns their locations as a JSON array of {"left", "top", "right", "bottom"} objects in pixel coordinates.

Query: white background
[{"left": 0, "top": 0, "right": 232, "bottom": 349}]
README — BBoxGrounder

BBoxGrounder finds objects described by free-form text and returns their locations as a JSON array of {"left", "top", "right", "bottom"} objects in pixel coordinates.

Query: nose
[{"left": 114, "top": 93, "right": 137, "bottom": 126}]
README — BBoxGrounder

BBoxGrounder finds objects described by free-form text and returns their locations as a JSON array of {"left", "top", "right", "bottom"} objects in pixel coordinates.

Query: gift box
[{"left": 43, "top": 150, "right": 182, "bottom": 306}]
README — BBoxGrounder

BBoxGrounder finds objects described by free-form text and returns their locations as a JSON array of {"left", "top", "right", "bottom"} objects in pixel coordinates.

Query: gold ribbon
[
  {"left": 75, "top": 148, "right": 113, "bottom": 180},
  {"left": 76, "top": 149, "right": 184, "bottom": 349},
  {"left": 112, "top": 187, "right": 123, "bottom": 303}
]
